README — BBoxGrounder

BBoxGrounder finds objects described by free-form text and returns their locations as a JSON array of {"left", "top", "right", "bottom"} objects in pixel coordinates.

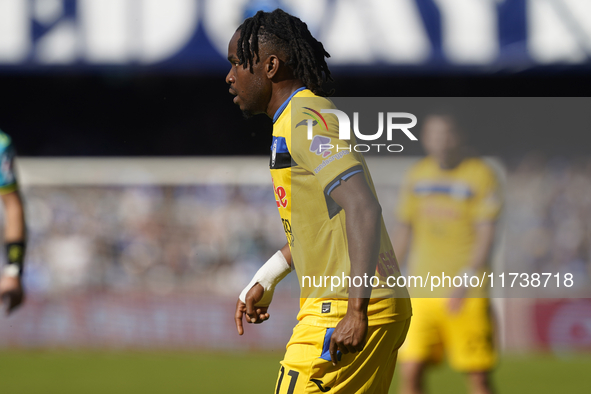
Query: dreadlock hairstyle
[{"left": 236, "top": 9, "right": 334, "bottom": 97}]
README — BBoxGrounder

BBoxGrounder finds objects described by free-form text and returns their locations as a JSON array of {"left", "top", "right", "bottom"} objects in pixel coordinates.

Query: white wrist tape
[
  {"left": 2, "top": 264, "right": 20, "bottom": 278},
  {"left": 239, "top": 250, "right": 291, "bottom": 307}
]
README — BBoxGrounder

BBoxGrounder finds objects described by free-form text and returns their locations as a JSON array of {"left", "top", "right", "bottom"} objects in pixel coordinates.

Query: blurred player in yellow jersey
[
  {"left": 0, "top": 130, "right": 27, "bottom": 314},
  {"left": 393, "top": 114, "right": 501, "bottom": 394},
  {"left": 228, "top": 9, "right": 411, "bottom": 393}
]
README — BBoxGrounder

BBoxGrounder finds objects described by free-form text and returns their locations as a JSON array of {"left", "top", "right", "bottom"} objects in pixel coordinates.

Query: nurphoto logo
[{"left": 304, "top": 109, "right": 417, "bottom": 153}]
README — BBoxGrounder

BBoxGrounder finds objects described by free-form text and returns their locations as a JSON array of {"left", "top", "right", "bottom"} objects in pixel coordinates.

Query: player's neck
[
  {"left": 435, "top": 153, "right": 464, "bottom": 170},
  {"left": 267, "top": 81, "right": 306, "bottom": 119}
]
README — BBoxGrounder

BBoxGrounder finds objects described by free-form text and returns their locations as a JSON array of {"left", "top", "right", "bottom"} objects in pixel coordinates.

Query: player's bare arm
[
  {"left": 0, "top": 190, "right": 26, "bottom": 314},
  {"left": 448, "top": 221, "right": 496, "bottom": 313},
  {"left": 392, "top": 222, "right": 413, "bottom": 270},
  {"left": 234, "top": 244, "right": 292, "bottom": 335},
  {"left": 467, "top": 222, "right": 496, "bottom": 274},
  {"left": 327, "top": 172, "right": 382, "bottom": 365}
]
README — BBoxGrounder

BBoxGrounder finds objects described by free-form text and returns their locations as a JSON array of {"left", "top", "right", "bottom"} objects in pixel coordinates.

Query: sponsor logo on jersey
[
  {"left": 310, "top": 135, "right": 332, "bottom": 158},
  {"left": 321, "top": 302, "right": 331, "bottom": 313},
  {"left": 301, "top": 107, "right": 330, "bottom": 145},
  {"left": 296, "top": 119, "right": 317, "bottom": 128},
  {"left": 282, "top": 218, "right": 294, "bottom": 247},
  {"left": 303, "top": 107, "right": 329, "bottom": 131},
  {"left": 314, "top": 150, "right": 350, "bottom": 174},
  {"left": 273, "top": 179, "right": 288, "bottom": 208},
  {"left": 414, "top": 181, "right": 473, "bottom": 199}
]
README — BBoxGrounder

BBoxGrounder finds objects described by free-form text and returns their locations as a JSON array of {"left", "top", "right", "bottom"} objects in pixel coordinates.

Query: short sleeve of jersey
[
  {"left": 289, "top": 98, "right": 364, "bottom": 192},
  {"left": 0, "top": 132, "right": 17, "bottom": 195},
  {"left": 471, "top": 163, "right": 502, "bottom": 222},
  {"left": 396, "top": 173, "right": 417, "bottom": 224}
]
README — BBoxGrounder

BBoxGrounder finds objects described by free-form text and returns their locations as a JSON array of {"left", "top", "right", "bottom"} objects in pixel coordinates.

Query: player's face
[
  {"left": 226, "top": 31, "right": 270, "bottom": 118},
  {"left": 421, "top": 116, "right": 461, "bottom": 163}
]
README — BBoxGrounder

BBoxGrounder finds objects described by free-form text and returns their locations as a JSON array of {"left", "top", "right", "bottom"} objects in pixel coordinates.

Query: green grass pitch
[{"left": 0, "top": 350, "right": 589, "bottom": 393}]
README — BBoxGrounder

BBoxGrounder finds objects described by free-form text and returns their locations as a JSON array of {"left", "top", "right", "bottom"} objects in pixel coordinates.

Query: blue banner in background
[{"left": 0, "top": 0, "right": 590, "bottom": 74}]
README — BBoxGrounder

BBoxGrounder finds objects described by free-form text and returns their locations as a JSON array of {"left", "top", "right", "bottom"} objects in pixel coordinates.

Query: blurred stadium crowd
[
  {"left": 17, "top": 184, "right": 285, "bottom": 297},
  {"left": 8, "top": 155, "right": 590, "bottom": 299},
  {"left": 505, "top": 154, "right": 591, "bottom": 293}
]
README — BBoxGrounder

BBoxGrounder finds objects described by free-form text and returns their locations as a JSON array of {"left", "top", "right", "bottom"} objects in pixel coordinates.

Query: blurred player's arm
[
  {"left": 448, "top": 221, "right": 496, "bottom": 312},
  {"left": 392, "top": 222, "right": 412, "bottom": 269},
  {"left": 467, "top": 222, "right": 496, "bottom": 274},
  {"left": 465, "top": 165, "right": 501, "bottom": 276},
  {"left": 392, "top": 174, "right": 416, "bottom": 270},
  {"left": 3, "top": 191, "right": 26, "bottom": 242},
  {"left": 0, "top": 190, "right": 26, "bottom": 315},
  {"left": 327, "top": 171, "right": 382, "bottom": 365},
  {"left": 234, "top": 243, "right": 291, "bottom": 335},
  {"left": 450, "top": 165, "right": 502, "bottom": 311}
]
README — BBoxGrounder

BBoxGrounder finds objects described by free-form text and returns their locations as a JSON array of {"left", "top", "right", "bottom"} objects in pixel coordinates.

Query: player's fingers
[
  {"left": 256, "top": 308, "right": 269, "bottom": 317},
  {"left": 329, "top": 336, "right": 338, "bottom": 366},
  {"left": 245, "top": 294, "right": 257, "bottom": 324},
  {"left": 235, "top": 314, "right": 244, "bottom": 335},
  {"left": 4, "top": 295, "right": 16, "bottom": 316},
  {"left": 347, "top": 343, "right": 359, "bottom": 354},
  {"left": 2, "top": 291, "right": 14, "bottom": 314},
  {"left": 1, "top": 295, "right": 9, "bottom": 316},
  {"left": 7, "top": 295, "right": 20, "bottom": 315},
  {"left": 256, "top": 310, "right": 270, "bottom": 323},
  {"left": 338, "top": 343, "right": 351, "bottom": 355},
  {"left": 235, "top": 300, "right": 245, "bottom": 335},
  {"left": 354, "top": 339, "right": 365, "bottom": 352}
]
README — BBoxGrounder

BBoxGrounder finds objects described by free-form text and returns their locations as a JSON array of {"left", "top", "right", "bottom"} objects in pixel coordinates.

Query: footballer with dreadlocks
[{"left": 229, "top": 9, "right": 412, "bottom": 393}]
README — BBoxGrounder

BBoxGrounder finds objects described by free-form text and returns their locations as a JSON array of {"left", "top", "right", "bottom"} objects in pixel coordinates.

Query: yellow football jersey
[
  {"left": 271, "top": 88, "right": 411, "bottom": 328},
  {"left": 396, "top": 156, "right": 502, "bottom": 297}
]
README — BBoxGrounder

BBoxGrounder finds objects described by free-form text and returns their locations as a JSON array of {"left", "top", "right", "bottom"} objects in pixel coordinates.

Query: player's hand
[
  {"left": 448, "top": 287, "right": 467, "bottom": 314},
  {"left": 0, "top": 274, "right": 25, "bottom": 315},
  {"left": 329, "top": 310, "right": 368, "bottom": 366},
  {"left": 234, "top": 283, "right": 270, "bottom": 335}
]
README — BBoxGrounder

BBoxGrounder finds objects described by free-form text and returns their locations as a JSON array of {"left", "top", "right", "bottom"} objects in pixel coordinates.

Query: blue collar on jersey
[{"left": 272, "top": 87, "right": 307, "bottom": 123}]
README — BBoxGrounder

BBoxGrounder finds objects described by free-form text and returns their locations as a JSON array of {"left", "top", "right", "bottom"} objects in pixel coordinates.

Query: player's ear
[{"left": 265, "top": 55, "right": 280, "bottom": 79}]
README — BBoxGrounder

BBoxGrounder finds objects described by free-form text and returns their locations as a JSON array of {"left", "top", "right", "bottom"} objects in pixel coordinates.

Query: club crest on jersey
[{"left": 310, "top": 135, "right": 332, "bottom": 158}]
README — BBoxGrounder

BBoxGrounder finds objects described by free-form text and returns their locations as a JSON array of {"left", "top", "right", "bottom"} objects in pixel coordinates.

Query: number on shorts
[{"left": 276, "top": 366, "right": 299, "bottom": 394}]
